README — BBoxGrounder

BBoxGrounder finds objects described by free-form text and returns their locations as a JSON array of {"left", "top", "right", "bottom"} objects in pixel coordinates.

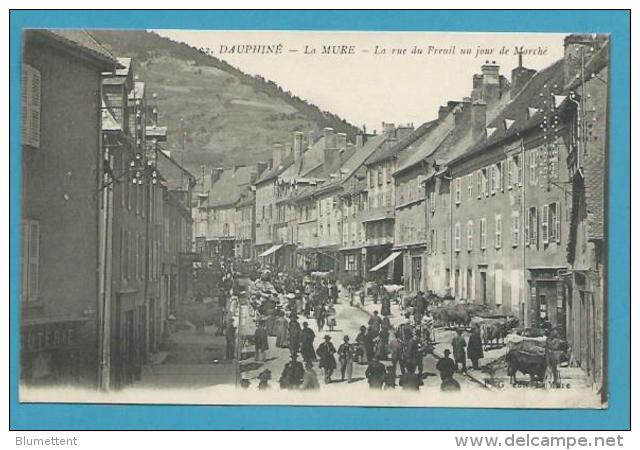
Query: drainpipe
[
  {"left": 98, "top": 79, "right": 113, "bottom": 390},
  {"left": 521, "top": 138, "right": 528, "bottom": 327}
]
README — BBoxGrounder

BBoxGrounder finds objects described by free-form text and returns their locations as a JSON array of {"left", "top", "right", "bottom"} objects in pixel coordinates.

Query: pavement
[{"left": 134, "top": 288, "right": 595, "bottom": 400}]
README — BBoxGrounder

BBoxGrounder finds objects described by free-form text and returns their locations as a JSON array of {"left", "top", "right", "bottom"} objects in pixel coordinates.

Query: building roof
[
  {"left": 449, "top": 59, "right": 565, "bottom": 165},
  {"left": 208, "top": 166, "right": 256, "bottom": 208},
  {"left": 366, "top": 120, "right": 438, "bottom": 166},
  {"left": 394, "top": 111, "right": 458, "bottom": 175},
  {"left": 37, "top": 29, "right": 118, "bottom": 68},
  {"left": 313, "top": 134, "right": 388, "bottom": 196}
]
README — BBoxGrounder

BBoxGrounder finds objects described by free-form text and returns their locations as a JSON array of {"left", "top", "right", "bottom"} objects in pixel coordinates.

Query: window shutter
[
  {"left": 542, "top": 204, "right": 549, "bottom": 244},
  {"left": 555, "top": 202, "right": 561, "bottom": 244},
  {"left": 27, "top": 221, "right": 40, "bottom": 301},
  {"left": 467, "top": 220, "right": 473, "bottom": 251},
  {"left": 480, "top": 217, "right": 487, "bottom": 249},
  {"left": 30, "top": 68, "right": 41, "bottom": 148},
  {"left": 524, "top": 209, "right": 530, "bottom": 247},
  {"left": 499, "top": 160, "right": 505, "bottom": 191},
  {"left": 530, "top": 207, "right": 538, "bottom": 247},
  {"left": 22, "top": 64, "right": 41, "bottom": 148},
  {"left": 477, "top": 170, "right": 482, "bottom": 199},
  {"left": 495, "top": 215, "right": 502, "bottom": 249},
  {"left": 21, "top": 67, "right": 30, "bottom": 145},
  {"left": 21, "top": 222, "right": 29, "bottom": 302}
]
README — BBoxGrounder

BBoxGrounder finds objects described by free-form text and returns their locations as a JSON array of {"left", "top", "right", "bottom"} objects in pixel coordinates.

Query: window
[
  {"left": 499, "top": 160, "right": 505, "bottom": 192},
  {"left": 467, "top": 174, "right": 473, "bottom": 199},
  {"left": 512, "top": 154, "right": 522, "bottom": 186},
  {"left": 483, "top": 169, "right": 489, "bottom": 197},
  {"left": 454, "top": 222, "right": 461, "bottom": 252},
  {"left": 550, "top": 202, "right": 560, "bottom": 243},
  {"left": 442, "top": 231, "right": 447, "bottom": 254},
  {"left": 345, "top": 255, "right": 357, "bottom": 271},
  {"left": 480, "top": 217, "right": 487, "bottom": 249},
  {"left": 507, "top": 157, "right": 513, "bottom": 189},
  {"left": 495, "top": 214, "right": 503, "bottom": 249},
  {"left": 527, "top": 206, "right": 538, "bottom": 248},
  {"left": 21, "top": 220, "right": 40, "bottom": 303},
  {"left": 135, "top": 233, "right": 140, "bottom": 279},
  {"left": 22, "top": 64, "right": 41, "bottom": 148},
  {"left": 467, "top": 220, "right": 473, "bottom": 251},
  {"left": 529, "top": 149, "right": 538, "bottom": 185},
  {"left": 511, "top": 211, "right": 520, "bottom": 247},
  {"left": 476, "top": 170, "right": 482, "bottom": 199},
  {"left": 455, "top": 178, "right": 462, "bottom": 204},
  {"left": 368, "top": 169, "right": 374, "bottom": 188},
  {"left": 541, "top": 204, "right": 549, "bottom": 244},
  {"left": 124, "top": 230, "right": 130, "bottom": 279},
  {"left": 378, "top": 166, "right": 384, "bottom": 186},
  {"left": 490, "top": 165, "right": 497, "bottom": 195}
]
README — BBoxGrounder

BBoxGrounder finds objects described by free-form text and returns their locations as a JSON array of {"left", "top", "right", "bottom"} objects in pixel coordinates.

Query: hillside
[{"left": 90, "top": 30, "right": 359, "bottom": 173}]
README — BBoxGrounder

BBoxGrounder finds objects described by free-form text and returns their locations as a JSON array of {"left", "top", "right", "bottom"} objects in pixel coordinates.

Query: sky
[{"left": 155, "top": 30, "right": 566, "bottom": 131}]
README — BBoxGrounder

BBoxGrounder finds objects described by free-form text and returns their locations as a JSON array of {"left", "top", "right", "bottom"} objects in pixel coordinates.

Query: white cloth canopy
[
  {"left": 369, "top": 251, "right": 402, "bottom": 272},
  {"left": 258, "top": 244, "right": 283, "bottom": 258}
]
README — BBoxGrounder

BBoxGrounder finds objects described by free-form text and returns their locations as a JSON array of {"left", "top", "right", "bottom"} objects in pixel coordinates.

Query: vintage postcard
[{"left": 18, "top": 28, "right": 610, "bottom": 409}]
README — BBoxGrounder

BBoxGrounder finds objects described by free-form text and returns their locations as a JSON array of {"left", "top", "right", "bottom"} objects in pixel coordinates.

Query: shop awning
[
  {"left": 369, "top": 251, "right": 402, "bottom": 272},
  {"left": 258, "top": 244, "right": 283, "bottom": 257}
]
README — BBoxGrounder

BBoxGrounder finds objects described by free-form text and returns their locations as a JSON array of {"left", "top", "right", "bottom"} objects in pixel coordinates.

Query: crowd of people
[{"left": 208, "top": 262, "right": 469, "bottom": 393}]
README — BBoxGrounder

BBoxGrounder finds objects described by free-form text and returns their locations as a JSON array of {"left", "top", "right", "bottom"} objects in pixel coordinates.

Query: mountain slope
[{"left": 90, "top": 30, "right": 359, "bottom": 172}]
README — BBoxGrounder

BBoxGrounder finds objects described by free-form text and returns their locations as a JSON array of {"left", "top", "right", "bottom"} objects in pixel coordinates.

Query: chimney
[
  {"left": 336, "top": 132, "right": 347, "bottom": 152},
  {"left": 396, "top": 124, "right": 415, "bottom": 140},
  {"left": 323, "top": 128, "right": 339, "bottom": 172},
  {"left": 438, "top": 106, "right": 449, "bottom": 121},
  {"left": 481, "top": 61, "right": 501, "bottom": 106},
  {"left": 355, "top": 133, "right": 365, "bottom": 148},
  {"left": 511, "top": 62, "right": 537, "bottom": 98},
  {"left": 471, "top": 74, "right": 484, "bottom": 101},
  {"left": 293, "top": 131, "right": 305, "bottom": 161},
  {"left": 563, "top": 34, "right": 608, "bottom": 84},
  {"left": 272, "top": 143, "right": 284, "bottom": 168},
  {"left": 323, "top": 127, "right": 336, "bottom": 150},
  {"left": 210, "top": 167, "right": 224, "bottom": 184},
  {"left": 471, "top": 100, "right": 487, "bottom": 142},
  {"left": 453, "top": 102, "right": 471, "bottom": 130},
  {"left": 382, "top": 122, "right": 396, "bottom": 138}
]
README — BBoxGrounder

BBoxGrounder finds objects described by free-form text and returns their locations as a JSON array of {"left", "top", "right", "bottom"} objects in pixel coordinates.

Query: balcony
[{"left": 360, "top": 206, "right": 395, "bottom": 223}]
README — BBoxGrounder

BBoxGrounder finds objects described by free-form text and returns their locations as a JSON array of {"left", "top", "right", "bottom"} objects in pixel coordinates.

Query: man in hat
[
  {"left": 288, "top": 313, "right": 302, "bottom": 356},
  {"left": 451, "top": 328, "right": 467, "bottom": 372},
  {"left": 365, "top": 355, "right": 386, "bottom": 389},
  {"left": 300, "top": 321, "right": 317, "bottom": 363},
  {"left": 316, "top": 335, "right": 337, "bottom": 383},
  {"left": 279, "top": 353, "right": 304, "bottom": 389},
  {"left": 436, "top": 349, "right": 456, "bottom": 381},
  {"left": 254, "top": 320, "right": 269, "bottom": 362},
  {"left": 467, "top": 324, "right": 484, "bottom": 370},
  {"left": 368, "top": 310, "right": 383, "bottom": 337},
  {"left": 337, "top": 335, "right": 354, "bottom": 382}
]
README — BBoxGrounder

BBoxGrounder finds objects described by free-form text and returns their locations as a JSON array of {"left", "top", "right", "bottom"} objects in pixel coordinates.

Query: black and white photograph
[{"left": 18, "top": 28, "right": 610, "bottom": 409}]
